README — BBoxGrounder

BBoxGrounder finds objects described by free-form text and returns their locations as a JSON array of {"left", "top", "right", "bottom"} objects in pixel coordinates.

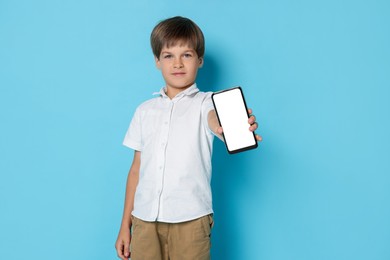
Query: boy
[{"left": 115, "top": 16, "right": 261, "bottom": 260}]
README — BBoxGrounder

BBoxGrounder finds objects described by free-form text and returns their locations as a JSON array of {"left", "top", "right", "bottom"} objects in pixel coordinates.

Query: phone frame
[{"left": 211, "top": 86, "right": 258, "bottom": 154}]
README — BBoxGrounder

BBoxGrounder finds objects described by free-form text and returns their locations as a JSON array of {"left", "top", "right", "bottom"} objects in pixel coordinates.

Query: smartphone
[{"left": 211, "top": 87, "right": 258, "bottom": 154}]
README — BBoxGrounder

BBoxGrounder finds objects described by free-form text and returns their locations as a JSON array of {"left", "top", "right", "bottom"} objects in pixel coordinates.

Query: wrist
[
  {"left": 120, "top": 223, "right": 131, "bottom": 232},
  {"left": 121, "top": 218, "right": 132, "bottom": 230}
]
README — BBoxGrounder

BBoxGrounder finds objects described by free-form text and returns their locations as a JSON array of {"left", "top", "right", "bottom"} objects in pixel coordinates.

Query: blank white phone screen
[{"left": 212, "top": 88, "right": 256, "bottom": 152}]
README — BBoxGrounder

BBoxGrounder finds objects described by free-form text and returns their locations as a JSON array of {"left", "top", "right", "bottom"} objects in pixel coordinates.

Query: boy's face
[{"left": 155, "top": 43, "right": 203, "bottom": 98}]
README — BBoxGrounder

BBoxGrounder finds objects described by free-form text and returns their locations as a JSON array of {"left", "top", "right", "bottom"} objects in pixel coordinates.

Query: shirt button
[
  {"left": 159, "top": 166, "right": 163, "bottom": 170},
  {"left": 164, "top": 121, "right": 168, "bottom": 125}
]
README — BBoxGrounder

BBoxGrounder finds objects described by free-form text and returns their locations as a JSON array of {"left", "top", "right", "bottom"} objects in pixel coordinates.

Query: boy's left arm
[{"left": 207, "top": 108, "right": 262, "bottom": 142}]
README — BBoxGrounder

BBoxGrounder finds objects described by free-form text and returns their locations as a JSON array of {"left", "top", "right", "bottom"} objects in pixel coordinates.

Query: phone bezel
[{"left": 211, "top": 86, "right": 258, "bottom": 154}]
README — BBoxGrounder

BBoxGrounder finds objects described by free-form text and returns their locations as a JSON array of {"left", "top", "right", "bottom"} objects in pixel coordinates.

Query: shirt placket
[{"left": 154, "top": 99, "right": 174, "bottom": 220}]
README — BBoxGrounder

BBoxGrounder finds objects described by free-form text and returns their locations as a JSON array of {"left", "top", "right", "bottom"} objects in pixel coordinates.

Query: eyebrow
[{"left": 161, "top": 49, "right": 196, "bottom": 55}]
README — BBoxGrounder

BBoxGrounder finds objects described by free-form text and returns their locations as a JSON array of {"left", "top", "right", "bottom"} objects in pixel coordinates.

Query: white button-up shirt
[{"left": 123, "top": 84, "right": 215, "bottom": 223}]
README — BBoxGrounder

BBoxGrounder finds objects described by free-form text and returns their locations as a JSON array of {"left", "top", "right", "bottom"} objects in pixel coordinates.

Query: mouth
[{"left": 172, "top": 72, "right": 186, "bottom": 76}]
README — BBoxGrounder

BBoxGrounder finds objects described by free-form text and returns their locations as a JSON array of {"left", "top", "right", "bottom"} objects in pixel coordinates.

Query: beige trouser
[{"left": 130, "top": 214, "right": 213, "bottom": 260}]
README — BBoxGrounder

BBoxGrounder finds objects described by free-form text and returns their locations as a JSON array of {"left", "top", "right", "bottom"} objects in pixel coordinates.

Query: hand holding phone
[{"left": 212, "top": 87, "right": 258, "bottom": 154}]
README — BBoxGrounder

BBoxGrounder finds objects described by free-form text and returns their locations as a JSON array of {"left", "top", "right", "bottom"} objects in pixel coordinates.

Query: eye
[
  {"left": 163, "top": 54, "right": 173, "bottom": 59},
  {"left": 183, "top": 53, "right": 193, "bottom": 58}
]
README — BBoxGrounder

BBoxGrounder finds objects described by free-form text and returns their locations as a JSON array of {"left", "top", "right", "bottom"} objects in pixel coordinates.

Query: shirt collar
[{"left": 152, "top": 83, "right": 200, "bottom": 100}]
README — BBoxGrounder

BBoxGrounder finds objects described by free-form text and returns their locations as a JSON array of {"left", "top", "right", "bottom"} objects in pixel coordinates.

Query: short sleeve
[
  {"left": 201, "top": 92, "right": 215, "bottom": 134},
  {"left": 123, "top": 107, "right": 142, "bottom": 151}
]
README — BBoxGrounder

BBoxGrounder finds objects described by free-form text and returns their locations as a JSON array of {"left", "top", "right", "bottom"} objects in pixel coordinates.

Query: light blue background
[{"left": 1, "top": 0, "right": 389, "bottom": 259}]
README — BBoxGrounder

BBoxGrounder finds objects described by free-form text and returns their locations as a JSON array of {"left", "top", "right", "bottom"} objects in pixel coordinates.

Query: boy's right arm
[{"left": 115, "top": 150, "right": 141, "bottom": 260}]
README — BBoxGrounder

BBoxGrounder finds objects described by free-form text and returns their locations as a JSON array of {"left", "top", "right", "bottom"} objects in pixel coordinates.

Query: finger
[
  {"left": 248, "top": 115, "right": 256, "bottom": 124},
  {"left": 249, "top": 122, "right": 258, "bottom": 131},
  {"left": 116, "top": 242, "right": 126, "bottom": 260},
  {"left": 217, "top": 126, "right": 223, "bottom": 134},
  {"left": 247, "top": 108, "right": 252, "bottom": 115},
  {"left": 124, "top": 241, "right": 131, "bottom": 258},
  {"left": 256, "top": 134, "right": 263, "bottom": 142}
]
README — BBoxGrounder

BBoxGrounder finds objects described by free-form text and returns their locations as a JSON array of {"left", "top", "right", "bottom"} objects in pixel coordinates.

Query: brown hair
[{"left": 151, "top": 16, "right": 205, "bottom": 59}]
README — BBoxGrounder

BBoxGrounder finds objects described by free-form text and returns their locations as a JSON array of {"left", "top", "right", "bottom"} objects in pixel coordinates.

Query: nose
[{"left": 173, "top": 57, "right": 183, "bottom": 68}]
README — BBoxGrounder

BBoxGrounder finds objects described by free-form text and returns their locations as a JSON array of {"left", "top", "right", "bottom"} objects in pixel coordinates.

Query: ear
[
  {"left": 155, "top": 56, "right": 161, "bottom": 70},
  {"left": 198, "top": 57, "right": 204, "bottom": 68}
]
